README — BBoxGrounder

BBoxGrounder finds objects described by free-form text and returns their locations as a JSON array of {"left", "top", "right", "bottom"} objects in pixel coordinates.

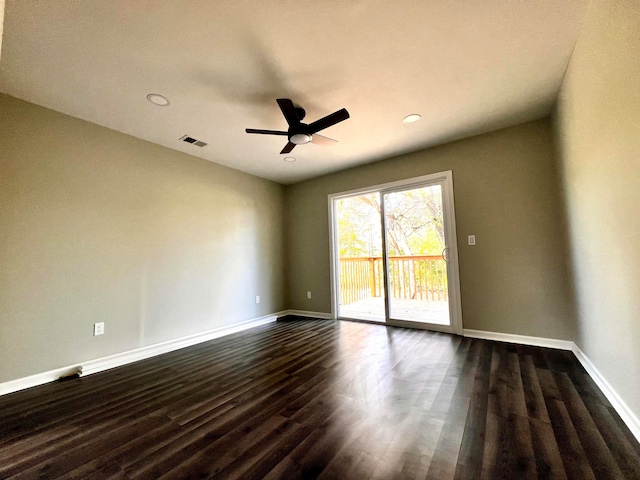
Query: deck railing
[{"left": 339, "top": 255, "right": 447, "bottom": 305}]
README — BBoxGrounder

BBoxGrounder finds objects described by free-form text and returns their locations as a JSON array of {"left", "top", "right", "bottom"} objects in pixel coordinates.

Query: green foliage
[
  {"left": 336, "top": 185, "right": 445, "bottom": 258},
  {"left": 336, "top": 193, "right": 382, "bottom": 257}
]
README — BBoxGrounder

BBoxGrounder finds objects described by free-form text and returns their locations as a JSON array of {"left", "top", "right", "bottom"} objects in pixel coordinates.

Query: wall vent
[{"left": 179, "top": 135, "right": 208, "bottom": 147}]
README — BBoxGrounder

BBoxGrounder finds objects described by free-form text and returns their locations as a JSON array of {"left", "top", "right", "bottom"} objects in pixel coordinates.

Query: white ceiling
[{"left": 0, "top": 1, "right": 588, "bottom": 185}]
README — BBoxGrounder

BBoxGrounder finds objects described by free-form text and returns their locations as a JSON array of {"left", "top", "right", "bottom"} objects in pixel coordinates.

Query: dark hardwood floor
[{"left": 1, "top": 318, "right": 640, "bottom": 479}]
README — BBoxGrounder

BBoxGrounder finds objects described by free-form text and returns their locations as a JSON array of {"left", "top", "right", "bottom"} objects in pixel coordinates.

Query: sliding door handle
[{"left": 442, "top": 247, "right": 449, "bottom": 263}]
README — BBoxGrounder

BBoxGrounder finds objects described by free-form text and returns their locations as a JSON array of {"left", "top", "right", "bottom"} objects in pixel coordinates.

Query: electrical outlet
[
  {"left": 93, "top": 322, "right": 105, "bottom": 336},
  {"left": 307, "top": 291, "right": 312, "bottom": 299},
  {"left": 255, "top": 295, "right": 260, "bottom": 304}
]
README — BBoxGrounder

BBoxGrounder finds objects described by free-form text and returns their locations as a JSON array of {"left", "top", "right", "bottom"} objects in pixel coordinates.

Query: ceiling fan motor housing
[
  {"left": 288, "top": 105, "right": 312, "bottom": 144},
  {"left": 293, "top": 105, "right": 306, "bottom": 121}
]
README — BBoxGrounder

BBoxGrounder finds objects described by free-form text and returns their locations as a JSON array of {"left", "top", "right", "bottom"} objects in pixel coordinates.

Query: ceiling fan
[{"left": 245, "top": 98, "right": 350, "bottom": 154}]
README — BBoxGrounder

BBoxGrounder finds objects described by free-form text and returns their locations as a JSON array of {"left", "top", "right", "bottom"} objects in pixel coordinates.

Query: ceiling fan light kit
[
  {"left": 245, "top": 98, "right": 350, "bottom": 154},
  {"left": 290, "top": 133, "right": 312, "bottom": 145}
]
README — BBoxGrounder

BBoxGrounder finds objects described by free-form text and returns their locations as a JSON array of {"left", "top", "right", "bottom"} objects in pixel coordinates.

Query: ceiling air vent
[{"left": 179, "top": 135, "right": 207, "bottom": 147}]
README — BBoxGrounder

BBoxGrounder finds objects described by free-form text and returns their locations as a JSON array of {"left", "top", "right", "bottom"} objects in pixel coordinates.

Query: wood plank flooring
[{"left": 1, "top": 318, "right": 640, "bottom": 479}]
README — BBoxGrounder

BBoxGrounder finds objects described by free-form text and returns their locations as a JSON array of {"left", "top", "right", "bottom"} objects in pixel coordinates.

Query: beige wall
[
  {"left": 554, "top": 0, "right": 640, "bottom": 420},
  {"left": 0, "top": 0, "right": 5, "bottom": 60},
  {"left": 286, "top": 119, "right": 577, "bottom": 340},
  {"left": 0, "top": 94, "right": 286, "bottom": 383}
]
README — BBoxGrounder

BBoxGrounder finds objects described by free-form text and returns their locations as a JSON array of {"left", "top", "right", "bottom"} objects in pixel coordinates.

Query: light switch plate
[{"left": 468, "top": 235, "right": 476, "bottom": 246}]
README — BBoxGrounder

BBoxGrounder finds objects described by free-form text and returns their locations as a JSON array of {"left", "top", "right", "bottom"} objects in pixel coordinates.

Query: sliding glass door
[
  {"left": 334, "top": 192, "right": 385, "bottom": 322},
  {"left": 383, "top": 184, "right": 449, "bottom": 325},
  {"left": 330, "top": 171, "right": 462, "bottom": 333}
]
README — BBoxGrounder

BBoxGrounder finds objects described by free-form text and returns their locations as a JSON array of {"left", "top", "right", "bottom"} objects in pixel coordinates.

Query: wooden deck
[{"left": 340, "top": 297, "right": 450, "bottom": 325}]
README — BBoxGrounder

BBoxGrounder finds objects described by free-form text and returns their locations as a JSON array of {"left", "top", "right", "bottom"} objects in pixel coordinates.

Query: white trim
[
  {"left": 0, "top": 366, "right": 84, "bottom": 397},
  {"left": 283, "top": 310, "right": 333, "bottom": 320},
  {"left": 341, "top": 316, "right": 457, "bottom": 334},
  {"left": 440, "top": 171, "right": 463, "bottom": 335},
  {"left": 462, "top": 328, "right": 640, "bottom": 443},
  {"left": 328, "top": 194, "right": 339, "bottom": 321},
  {"left": 463, "top": 329, "right": 574, "bottom": 350},
  {"left": 3, "top": 316, "right": 639, "bottom": 443},
  {"left": 572, "top": 344, "right": 640, "bottom": 443},
  {"left": 0, "top": 313, "right": 282, "bottom": 396}
]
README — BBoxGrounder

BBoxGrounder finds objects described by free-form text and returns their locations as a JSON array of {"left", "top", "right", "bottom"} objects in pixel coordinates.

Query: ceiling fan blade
[
  {"left": 280, "top": 142, "right": 296, "bottom": 154},
  {"left": 307, "top": 108, "right": 350, "bottom": 134},
  {"left": 276, "top": 99, "right": 300, "bottom": 127},
  {"left": 245, "top": 128, "right": 288, "bottom": 135},
  {"left": 311, "top": 133, "right": 338, "bottom": 146}
]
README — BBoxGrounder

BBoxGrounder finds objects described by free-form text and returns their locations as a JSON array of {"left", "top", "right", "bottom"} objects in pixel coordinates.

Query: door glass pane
[
  {"left": 383, "top": 185, "right": 450, "bottom": 325},
  {"left": 335, "top": 193, "right": 385, "bottom": 321}
]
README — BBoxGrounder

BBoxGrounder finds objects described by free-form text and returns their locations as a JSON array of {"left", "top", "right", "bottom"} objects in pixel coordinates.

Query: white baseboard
[
  {"left": 0, "top": 365, "right": 85, "bottom": 397},
  {"left": 463, "top": 329, "right": 574, "bottom": 351},
  {"left": 281, "top": 309, "right": 333, "bottom": 320},
  {"left": 571, "top": 344, "right": 640, "bottom": 443},
  {"left": 0, "top": 313, "right": 282, "bottom": 397},
  {"left": 463, "top": 328, "right": 640, "bottom": 443},
  {"left": 4, "top": 317, "right": 638, "bottom": 444}
]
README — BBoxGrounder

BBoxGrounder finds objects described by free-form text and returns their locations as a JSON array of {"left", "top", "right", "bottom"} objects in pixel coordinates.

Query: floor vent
[{"left": 179, "top": 135, "right": 208, "bottom": 147}]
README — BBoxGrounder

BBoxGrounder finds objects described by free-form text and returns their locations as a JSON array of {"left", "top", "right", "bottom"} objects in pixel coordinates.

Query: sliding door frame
[{"left": 328, "top": 170, "right": 463, "bottom": 335}]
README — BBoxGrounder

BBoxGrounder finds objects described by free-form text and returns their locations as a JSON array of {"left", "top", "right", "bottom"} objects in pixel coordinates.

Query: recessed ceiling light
[
  {"left": 146, "top": 93, "right": 170, "bottom": 106},
  {"left": 284, "top": 157, "right": 296, "bottom": 162},
  {"left": 403, "top": 114, "right": 421, "bottom": 124}
]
